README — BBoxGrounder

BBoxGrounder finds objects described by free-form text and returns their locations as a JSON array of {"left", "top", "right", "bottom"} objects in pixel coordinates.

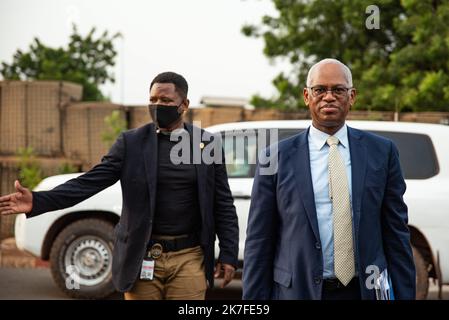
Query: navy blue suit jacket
[{"left": 243, "top": 126, "right": 415, "bottom": 300}]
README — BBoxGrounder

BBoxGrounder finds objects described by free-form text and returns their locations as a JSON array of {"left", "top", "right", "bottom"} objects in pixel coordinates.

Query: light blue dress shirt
[{"left": 308, "top": 124, "right": 353, "bottom": 279}]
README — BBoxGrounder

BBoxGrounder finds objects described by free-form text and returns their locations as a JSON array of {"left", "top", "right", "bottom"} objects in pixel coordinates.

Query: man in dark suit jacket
[
  {"left": 243, "top": 59, "right": 415, "bottom": 300},
  {"left": 0, "top": 72, "right": 239, "bottom": 300}
]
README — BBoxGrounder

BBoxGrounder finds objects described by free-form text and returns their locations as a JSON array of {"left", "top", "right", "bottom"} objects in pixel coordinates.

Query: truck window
[
  {"left": 370, "top": 131, "right": 439, "bottom": 179},
  {"left": 221, "top": 128, "right": 438, "bottom": 180},
  {"left": 222, "top": 131, "right": 258, "bottom": 178}
]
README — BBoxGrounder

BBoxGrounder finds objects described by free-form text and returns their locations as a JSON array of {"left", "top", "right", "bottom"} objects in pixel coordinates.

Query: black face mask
[{"left": 148, "top": 103, "right": 183, "bottom": 129}]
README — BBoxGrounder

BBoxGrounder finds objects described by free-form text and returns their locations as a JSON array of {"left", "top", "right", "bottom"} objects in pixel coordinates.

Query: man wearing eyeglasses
[
  {"left": 243, "top": 58, "right": 415, "bottom": 300},
  {"left": 0, "top": 72, "right": 239, "bottom": 300}
]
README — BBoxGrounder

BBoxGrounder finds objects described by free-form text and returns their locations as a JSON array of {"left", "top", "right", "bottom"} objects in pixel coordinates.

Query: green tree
[
  {"left": 243, "top": 0, "right": 449, "bottom": 111},
  {"left": 58, "top": 162, "right": 79, "bottom": 175},
  {"left": 1, "top": 25, "right": 121, "bottom": 101},
  {"left": 101, "top": 110, "right": 127, "bottom": 148},
  {"left": 17, "top": 147, "right": 42, "bottom": 190}
]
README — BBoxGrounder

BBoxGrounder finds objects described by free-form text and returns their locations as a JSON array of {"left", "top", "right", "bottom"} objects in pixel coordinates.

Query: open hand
[{"left": 0, "top": 180, "right": 33, "bottom": 215}]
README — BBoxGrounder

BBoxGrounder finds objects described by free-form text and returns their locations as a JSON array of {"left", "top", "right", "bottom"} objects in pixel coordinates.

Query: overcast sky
[{"left": 0, "top": 0, "right": 288, "bottom": 106}]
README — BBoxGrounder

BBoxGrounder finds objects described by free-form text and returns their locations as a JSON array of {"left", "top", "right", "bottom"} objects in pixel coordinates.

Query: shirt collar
[{"left": 309, "top": 123, "right": 349, "bottom": 150}]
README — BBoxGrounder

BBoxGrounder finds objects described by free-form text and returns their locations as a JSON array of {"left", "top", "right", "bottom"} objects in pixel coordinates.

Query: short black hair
[{"left": 150, "top": 72, "right": 188, "bottom": 99}]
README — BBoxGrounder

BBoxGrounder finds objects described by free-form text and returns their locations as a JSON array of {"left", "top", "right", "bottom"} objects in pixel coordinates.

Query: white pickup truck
[{"left": 15, "top": 120, "right": 449, "bottom": 299}]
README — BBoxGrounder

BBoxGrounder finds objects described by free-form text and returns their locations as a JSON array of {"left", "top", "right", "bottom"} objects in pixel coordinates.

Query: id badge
[{"left": 140, "top": 258, "right": 155, "bottom": 280}]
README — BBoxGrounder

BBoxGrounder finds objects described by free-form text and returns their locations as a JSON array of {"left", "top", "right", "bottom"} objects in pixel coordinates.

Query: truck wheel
[
  {"left": 413, "top": 246, "right": 429, "bottom": 300},
  {"left": 49, "top": 218, "right": 116, "bottom": 299}
]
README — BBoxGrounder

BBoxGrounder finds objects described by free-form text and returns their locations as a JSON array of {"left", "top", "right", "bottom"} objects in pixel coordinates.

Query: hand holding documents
[{"left": 375, "top": 268, "right": 394, "bottom": 300}]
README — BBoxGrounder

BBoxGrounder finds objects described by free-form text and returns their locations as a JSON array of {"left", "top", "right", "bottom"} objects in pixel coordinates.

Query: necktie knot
[{"left": 327, "top": 136, "right": 339, "bottom": 147}]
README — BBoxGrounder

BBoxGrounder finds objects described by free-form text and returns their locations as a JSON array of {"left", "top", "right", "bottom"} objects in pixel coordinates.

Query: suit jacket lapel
[
  {"left": 291, "top": 126, "right": 366, "bottom": 246},
  {"left": 142, "top": 123, "right": 158, "bottom": 216},
  {"left": 348, "top": 126, "right": 366, "bottom": 238},
  {"left": 291, "top": 128, "right": 321, "bottom": 241}
]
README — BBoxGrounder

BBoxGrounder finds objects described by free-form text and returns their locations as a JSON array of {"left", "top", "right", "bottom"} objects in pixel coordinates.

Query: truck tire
[
  {"left": 49, "top": 218, "right": 116, "bottom": 299},
  {"left": 413, "top": 246, "right": 429, "bottom": 300}
]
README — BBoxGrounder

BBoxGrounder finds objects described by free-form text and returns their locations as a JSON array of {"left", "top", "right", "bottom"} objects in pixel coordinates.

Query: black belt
[
  {"left": 323, "top": 277, "right": 358, "bottom": 291},
  {"left": 148, "top": 233, "right": 200, "bottom": 254}
]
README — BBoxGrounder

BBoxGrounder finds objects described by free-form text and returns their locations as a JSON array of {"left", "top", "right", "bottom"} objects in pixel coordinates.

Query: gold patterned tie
[{"left": 327, "top": 136, "right": 355, "bottom": 286}]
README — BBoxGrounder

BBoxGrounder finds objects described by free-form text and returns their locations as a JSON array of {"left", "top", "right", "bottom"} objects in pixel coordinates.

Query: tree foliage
[
  {"left": 1, "top": 25, "right": 121, "bottom": 101},
  {"left": 243, "top": 0, "right": 449, "bottom": 111},
  {"left": 58, "top": 162, "right": 79, "bottom": 174},
  {"left": 17, "top": 147, "right": 42, "bottom": 190},
  {"left": 101, "top": 110, "right": 127, "bottom": 148}
]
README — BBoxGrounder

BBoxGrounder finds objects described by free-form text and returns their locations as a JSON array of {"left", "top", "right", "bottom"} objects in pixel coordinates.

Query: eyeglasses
[{"left": 307, "top": 86, "right": 353, "bottom": 98}]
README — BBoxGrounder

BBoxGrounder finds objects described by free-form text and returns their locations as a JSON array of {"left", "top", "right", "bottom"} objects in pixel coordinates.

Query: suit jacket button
[
  {"left": 314, "top": 277, "right": 322, "bottom": 284},
  {"left": 315, "top": 242, "right": 321, "bottom": 250}
]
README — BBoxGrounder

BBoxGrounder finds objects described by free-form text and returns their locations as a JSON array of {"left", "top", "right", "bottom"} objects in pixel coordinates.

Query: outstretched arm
[{"left": 1, "top": 133, "right": 125, "bottom": 218}]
